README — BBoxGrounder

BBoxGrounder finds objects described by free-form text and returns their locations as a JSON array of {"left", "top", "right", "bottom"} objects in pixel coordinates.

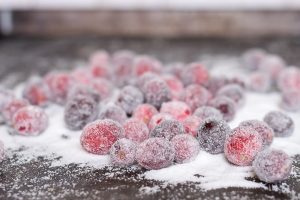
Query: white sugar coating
[
  {"left": 197, "top": 118, "right": 230, "bottom": 154},
  {"left": 148, "top": 113, "right": 174, "bottom": 132},
  {"left": 171, "top": 134, "right": 200, "bottom": 164},
  {"left": 253, "top": 149, "right": 292, "bottom": 183},
  {"left": 123, "top": 118, "right": 149, "bottom": 143},
  {"left": 277, "top": 66, "right": 300, "bottom": 92},
  {"left": 193, "top": 106, "right": 223, "bottom": 121},
  {"left": 216, "top": 84, "right": 245, "bottom": 107},
  {"left": 0, "top": 56, "right": 300, "bottom": 192},
  {"left": 258, "top": 54, "right": 286, "bottom": 79},
  {"left": 263, "top": 111, "right": 294, "bottom": 137},
  {"left": 117, "top": 85, "right": 144, "bottom": 114},
  {"left": 110, "top": 138, "right": 136, "bottom": 166},
  {"left": 280, "top": 89, "right": 300, "bottom": 112}
]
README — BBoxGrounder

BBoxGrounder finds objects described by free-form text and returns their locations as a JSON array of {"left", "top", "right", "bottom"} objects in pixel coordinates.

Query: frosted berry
[
  {"left": 180, "top": 63, "right": 209, "bottom": 86},
  {"left": 148, "top": 113, "right": 174, "bottom": 131},
  {"left": 99, "top": 104, "right": 127, "bottom": 124},
  {"left": 117, "top": 85, "right": 144, "bottom": 114},
  {"left": 112, "top": 50, "right": 135, "bottom": 85},
  {"left": 205, "top": 76, "right": 228, "bottom": 95},
  {"left": 136, "top": 72, "right": 160, "bottom": 91},
  {"left": 248, "top": 72, "right": 272, "bottom": 93},
  {"left": 160, "top": 101, "right": 191, "bottom": 122},
  {"left": 151, "top": 119, "right": 185, "bottom": 140},
  {"left": 64, "top": 95, "right": 99, "bottom": 130},
  {"left": 133, "top": 55, "right": 161, "bottom": 77},
  {"left": 67, "top": 84, "right": 100, "bottom": 103},
  {"left": 136, "top": 137, "right": 175, "bottom": 170},
  {"left": 2, "top": 98, "right": 29, "bottom": 124},
  {"left": 263, "top": 111, "right": 294, "bottom": 137},
  {"left": 182, "top": 84, "right": 212, "bottom": 111},
  {"left": 280, "top": 89, "right": 300, "bottom": 112},
  {"left": 123, "top": 118, "right": 149, "bottom": 143},
  {"left": 242, "top": 48, "right": 266, "bottom": 70},
  {"left": 209, "top": 96, "right": 236, "bottom": 122},
  {"left": 132, "top": 104, "right": 158, "bottom": 125},
  {"left": 12, "top": 106, "right": 48, "bottom": 136},
  {"left": 80, "top": 119, "right": 124, "bottom": 155},
  {"left": 224, "top": 127, "right": 263, "bottom": 166},
  {"left": 258, "top": 54, "right": 286, "bottom": 80},
  {"left": 253, "top": 149, "right": 292, "bottom": 183},
  {"left": 44, "top": 71, "right": 73, "bottom": 104},
  {"left": 197, "top": 118, "right": 230, "bottom": 154},
  {"left": 216, "top": 84, "right": 245, "bottom": 107},
  {"left": 277, "top": 67, "right": 300, "bottom": 92},
  {"left": 89, "top": 50, "right": 111, "bottom": 78},
  {"left": 193, "top": 106, "right": 223, "bottom": 121},
  {"left": 163, "top": 63, "right": 184, "bottom": 79},
  {"left": 182, "top": 115, "right": 201, "bottom": 137},
  {"left": 161, "top": 74, "right": 184, "bottom": 100},
  {"left": 23, "top": 77, "right": 52, "bottom": 106},
  {"left": 90, "top": 78, "right": 113, "bottom": 100},
  {"left": 110, "top": 138, "right": 136, "bottom": 166},
  {"left": 142, "top": 78, "right": 171, "bottom": 109},
  {"left": 171, "top": 134, "right": 200, "bottom": 163},
  {"left": 0, "top": 140, "right": 4, "bottom": 161},
  {"left": 70, "top": 67, "right": 93, "bottom": 85},
  {"left": 239, "top": 120, "right": 274, "bottom": 148}
]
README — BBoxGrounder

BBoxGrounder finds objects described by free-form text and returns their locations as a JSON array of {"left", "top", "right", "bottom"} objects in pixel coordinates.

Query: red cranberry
[
  {"left": 216, "top": 84, "right": 245, "bottom": 107},
  {"left": 148, "top": 113, "right": 174, "bottom": 132},
  {"left": 117, "top": 85, "right": 144, "bottom": 114},
  {"left": 133, "top": 55, "right": 161, "bottom": 77},
  {"left": 280, "top": 89, "right": 300, "bottom": 112},
  {"left": 2, "top": 98, "right": 29, "bottom": 124},
  {"left": 182, "top": 115, "right": 201, "bottom": 137},
  {"left": 110, "top": 138, "right": 136, "bottom": 166},
  {"left": 209, "top": 96, "right": 236, "bottom": 122},
  {"left": 182, "top": 84, "right": 212, "bottom": 111},
  {"left": 151, "top": 119, "right": 185, "bottom": 140},
  {"left": 242, "top": 48, "right": 266, "bottom": 70},
  {"left": 161, "top": 74, "right": 184, "bottom": 100},
  {"left": 99, "top": 104, "right": 127, "bottom": 125},
  {"left": 277, "top": 67, "right": 300, "bottom": 92},
  {"left": 247, "top": 72, "right": 272, "bottom": 93},
  {"left": 258, "top": 54, "right": 286, "bottom": 80},
  {"left": 263, "top": 111, "right": 294, "bottom": 137},
  {"left": 160, "top": 101, "right": 191, "bottom": 122},
  {"left": 89, "top": 50, "right": 111, "bottom": 78},
  {"left": 180, "top": 63, "right": 209, "bottom": 86},
  {"left": 132, "top": 104, "right": 158, "bottom": 125},
  {"left": 80, "top": 119, "right": 124, "bottom": 155},
  {"left": 193, "top": 106, "right": 223, "bottom": 121},
  {"left": 123, "top": 118, "right": 149, "bottom": 143}
]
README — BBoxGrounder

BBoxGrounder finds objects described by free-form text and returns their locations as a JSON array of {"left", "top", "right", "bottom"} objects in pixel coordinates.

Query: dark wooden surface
[
  {"left": 2, "top": 10, "right": 300, "bottom": 38},
  {"left": 0, "top": 37, "right": 299, "bottom": 199}
]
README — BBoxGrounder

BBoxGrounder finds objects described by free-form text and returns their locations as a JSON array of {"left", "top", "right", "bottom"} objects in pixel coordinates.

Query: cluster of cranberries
[
  {"left": 0, "top": 49, "right": 297, "bottom": 184},
  {"left": 243, "top": 48, "right": 300, "bottom": 111}
]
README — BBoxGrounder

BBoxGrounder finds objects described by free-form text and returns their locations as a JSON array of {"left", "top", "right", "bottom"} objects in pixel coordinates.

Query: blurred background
[{"left": 1, "top": 0, "right": 300, "bottom": 37}]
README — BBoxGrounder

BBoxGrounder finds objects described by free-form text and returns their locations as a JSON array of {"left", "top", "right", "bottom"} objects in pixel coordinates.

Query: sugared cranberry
[
  {"left": 180, "top": 63, "right": 209, "bottom": 86},
  {"left": 209, "top": 96, "right": 236, "bottom": 122},
  {"left": 171, "top": 134, "right": 200, "bottom": 163},
  {"left": 12, "top": 106, "right": 48, "bottom": 136},
  {"left": 280, "top": 89, "right": 300, "bottom": 112},
  {"left": 44, "top": 71, "right": 73, "bottom": 104},
  {"left": 253, "top": 149, "right": 292, "bottom": 183},
  {"left": 23, "top": 77, "right": 52, "bottom": 106},
  {"left": 247, "top": 72, "right": 272, "bottom": 93},
  {"left": 148, "top": 113, "right": 174, "bottom": 131},
  {"left": 216, "top": 84, "right": 245, "bottom": 107},
  {"left": 151, "top": 119, "right": 185, "bottom": 140},
  {"left": 80, "top": 119, "right": 124, "bottom": 155},
  {"left": 277, "top": 67, "right": 300, "bottom": 92},
  {"left": 90, "top": 78, "right": 113, "bottom": 101},
  {"left": 123, "top": 118, "right": 149, "bottom": 143},
  {"left": 258, "top": 54, "right": 286, "bottom": 80},
  {"left": 99, "top": 104, "right": 127, "bottom": 124},
  {"left": 193, "top": 106, "right": 223, "bottom": 121},
  {"left": 64, "top": 95, "right": 99, "bottom": 130},
  {"left": 239, "top": 120, "right": 274, "bottom": 148},
  {"left": 70, "top": 67, "right": 93, "bottom": 85},
  {"left": 132, "top": 104, "right": 158, "bottom": 125},
  {"left": 263, "top": 111, "right": 294, "bottom": 137},
  {"left": 242, "top": 48, "right": 266, "bottom": 70},
  {"left": 136, "top": 137, "right": 175, "bottom": 170},
  {"left": 161, "top": 74, "right": 184, "bottom": 100},
  {"left": 89, "top": 50, "right": 111, "bottom": 78},
  {"left": 197, "top": 118, "right": 230, "bottom": 154},
  {"left": 117, "top": 85, "right": 144, "bottom": 114},
  {"left": 142, "top": 78, "right": 171, "bottom": 109},
  {"left": 133, "top": 56, "right": 161, "bottom": 77},
  {"left": 224, "top": 127, "right": 263, "bottom": 166},
  {"left": 2, "top": 98, "right": 29, "bottom": 124},
  {"left": 110, "top": 138, "right": 136, "bottom": 166},
  {"left": 163, "top": 63, "right": 184, "bottom": 79},
  {"left": 160, "top": 101, "right": 191, "bottom": 122},
  {"left": 182, "top": 84, "right": 212, "bottom": 111},
  {"left": 67, "top": 84, "right": 100, "bottom": 103},
  {"left": 205, "top": 76, "right": 228, "bottom": 95},
  {"left": 136, "top": 72, "right": 160, "bottom": 91},
  {"left": 182, "top": 115, "right": 201, "bottom": 137}
]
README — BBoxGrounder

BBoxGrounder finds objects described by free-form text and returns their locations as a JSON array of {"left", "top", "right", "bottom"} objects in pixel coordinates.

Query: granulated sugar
[{"left": 0, "top": 58, "right": 299, "bottom": 192}]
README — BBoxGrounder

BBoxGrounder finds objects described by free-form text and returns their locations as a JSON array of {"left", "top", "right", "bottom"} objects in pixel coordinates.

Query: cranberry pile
[{"left": 0, "top": 48, "right": 298, "bottom": 183}]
